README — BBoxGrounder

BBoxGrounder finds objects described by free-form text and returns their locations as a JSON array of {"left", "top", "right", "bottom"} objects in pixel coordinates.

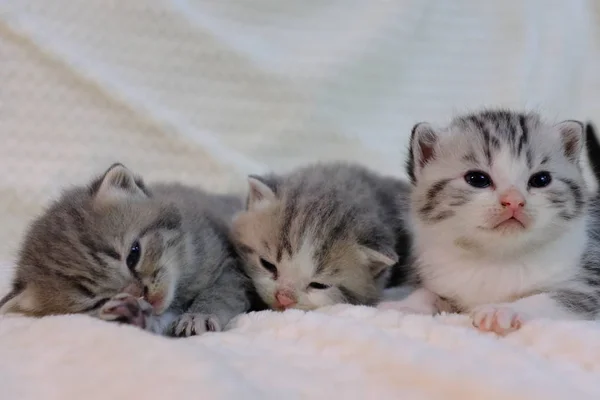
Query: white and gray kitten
[
  {"left": 380, "top": 110, "right": 600, "bottom": 335},
  {"left": 231, "top": 162, "right": 412, "bottom": 311},
  {"left": 0, "top": 164, "right": 254, "bottom": 337}
]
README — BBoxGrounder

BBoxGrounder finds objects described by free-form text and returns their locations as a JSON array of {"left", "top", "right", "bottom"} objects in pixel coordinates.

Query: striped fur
[
  {"left": 386, "top": 110, "right": 600, "bottom": 334},
  {"left": 231, "top": 162, "right": 412, "bottom": 310},
  {"left": 0, "top": 164, "right": 254, "bottom": 337}
]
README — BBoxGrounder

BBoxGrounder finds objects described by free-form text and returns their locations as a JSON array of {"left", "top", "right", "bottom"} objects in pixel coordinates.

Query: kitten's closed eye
[
  {"left": 528, "top": 171, "right": 552, "bottom": 188},
  {"left": 308, "top": 282, "right": 330, "bottom": 290},
  {"left": 464, "top": 170, "right": 492, "bottom": 188},
  {"left": 126, "top": 240, "right": 141, "bottom": 271},
  {"left": 260, "top": 258, "right": 278, "bottom": 277}
]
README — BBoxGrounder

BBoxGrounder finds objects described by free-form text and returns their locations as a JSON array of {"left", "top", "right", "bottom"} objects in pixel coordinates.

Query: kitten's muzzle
[
  {"left": 274, "top": 290, "right": 297, "bottom": 310},
  {"left": 499, "top": 187, "right": 526, "bottom": 211},
  {"left": 492, "top": 188, "right": 529, "bottom": 229}
]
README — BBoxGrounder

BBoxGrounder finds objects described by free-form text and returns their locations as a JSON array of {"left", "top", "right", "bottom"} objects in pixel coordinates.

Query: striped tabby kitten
[
  {"left": 380, "top": 110, "right": 600, "bottom": 335},
  {"left": 231, "top": 162, "right": 411, "bottom": 311},
  {"left": 0, "top": 164, "right": 252, "bottom": 337}
]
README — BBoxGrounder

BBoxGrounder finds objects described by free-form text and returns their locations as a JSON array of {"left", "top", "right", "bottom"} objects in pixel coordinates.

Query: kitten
[
  {"left": 230, "top": 162, "right": 412, "bottom": 311},
  {"left": 379, "top": 110, "right": 600, "bottom": 335},
  {"left": 0, "top": 164, "right": 253, "bottom": 337}
]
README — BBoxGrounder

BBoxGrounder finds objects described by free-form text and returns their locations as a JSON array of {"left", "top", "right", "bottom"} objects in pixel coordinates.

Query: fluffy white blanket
[{"left": 2, "top": 274, "right": 600, "bottom": 399}]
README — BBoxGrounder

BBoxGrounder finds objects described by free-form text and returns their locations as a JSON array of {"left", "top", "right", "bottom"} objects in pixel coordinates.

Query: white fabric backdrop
[{"left": 1, "top": 0, "right": 599, "bottom": 261}]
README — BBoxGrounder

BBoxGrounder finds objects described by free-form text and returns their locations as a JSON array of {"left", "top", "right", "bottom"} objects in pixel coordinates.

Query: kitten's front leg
[
  {"left": 171, "top": 259, "right": 251, "bottom": 338},
  {"left": 377, "top": 287, "right": 450, "bottom": 315},
  {"left": 471, "top": 292, "right": 587, "bottom": 335}
]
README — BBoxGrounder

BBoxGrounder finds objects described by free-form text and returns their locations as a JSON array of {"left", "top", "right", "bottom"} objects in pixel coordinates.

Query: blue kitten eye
[
  {"left": 126, "top": 240, "right": 141, "bottom": 270},
  {"left": 308, "top": 282, "right": 330, "bottom": 290},
  {"left": 464, "top": 170, "right": 492, "bottom": 188},
  {"left": 259, "top": 258, "right": 278, "bottom": 276},
  {"left": 528, "top": 171, "right": 552, "bottom": 188}
]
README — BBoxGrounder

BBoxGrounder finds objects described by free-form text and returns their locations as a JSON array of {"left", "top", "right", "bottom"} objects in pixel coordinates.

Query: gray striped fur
[
  {"left": 0, "top": 164, "right": 253, "bottom": 337},
  {"left": 232, "top": 162, "right": 412, "bottom": 310}
]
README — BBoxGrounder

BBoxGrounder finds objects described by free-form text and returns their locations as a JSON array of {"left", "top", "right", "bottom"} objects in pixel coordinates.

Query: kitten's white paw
[
  {"left": 172, "top": 313, "right": 221, "bottom": 337},
  {"left": 99, "top": 293, "right": 151, "bottom": 329},
  {"left": 471, "top": 304, "right": 528, "bottom": 335}
]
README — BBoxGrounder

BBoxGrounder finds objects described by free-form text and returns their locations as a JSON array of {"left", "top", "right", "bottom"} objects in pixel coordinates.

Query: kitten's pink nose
[
  {"left": 499, "top": 188, "right": 526, "bottom": 211},
  {"left": 275, "top": 291, "right": 296, "bottom": 309}
]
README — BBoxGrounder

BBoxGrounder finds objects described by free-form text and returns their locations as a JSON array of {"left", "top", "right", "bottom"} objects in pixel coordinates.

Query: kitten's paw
[
  {"left": 471, "top": 305, "right": 528, "bottom": 335},
  {"left": 172, "top": 313, "right": 221, "bottom": 337},
  {"left": 98, "top": 293, "right": 151, "bottom": 329}
]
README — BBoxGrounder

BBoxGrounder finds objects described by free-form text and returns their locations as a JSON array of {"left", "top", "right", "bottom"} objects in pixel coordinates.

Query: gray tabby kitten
[
  {"left": 0, "top": 164, "right": 252, "bottom": 337},
  {"left": 380, "top": 109, "right": 600, "bottom": 335},
  {"left": 231, "top": 162, "right": 412, "bottom": 311}
]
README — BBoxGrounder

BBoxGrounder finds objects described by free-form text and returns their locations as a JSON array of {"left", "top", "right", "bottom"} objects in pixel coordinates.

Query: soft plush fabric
[
  {"left": 0, "top": 264, "right": 599, "bottom": 399},
  {"left": 2, "top": 299, "right": 600, "bottom": 399}
]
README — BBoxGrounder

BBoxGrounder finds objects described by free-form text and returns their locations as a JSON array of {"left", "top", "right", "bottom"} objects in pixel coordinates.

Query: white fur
[{"left": 415, "top": 216, "right": 588, "bottom": 310}]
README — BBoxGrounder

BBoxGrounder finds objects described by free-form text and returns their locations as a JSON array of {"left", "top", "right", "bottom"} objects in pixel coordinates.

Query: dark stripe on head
[
  {"left": 517, "top": 114, "right": 529, "bottom": 156},
  {"left": 262, "top": 241, "right": 271, "bottom": 253},
  {"left": 315, "top": 209, "right": 354, "bottom": 274},
  {"left": 557, "top": 178, "right": 585, "bottom": 220},
  {"left": 462, "top": 152, "right": 478, "bottom": 164},
  {"left": 338, "top": 285, "right": 366, "bottom": 305},
  {"left": 419, "top": 179, "right": 451, "bottom": 221},
  {"left": 448, "top": 189, "right": 471, "bottom": 207},
  {"left": 546, "top": 190, "right": 567, "bottom": 208},
  {"left": 139, "top": 207, "right": 182, "bottom": 238},
  {"left": 278, "top": 185, "right": 301, "bottom": 260},
  {"left": 525, "top": 149, "right": 533, "bottom": 169},
  {"left": 490, "top": 136, "right": 501, "bottom": 151},
  {"left": 468, "top": 116, "right": 492, "bottom": 165},
  {"left": 430, "top": 210, "right": 455, "bottom": 222}
]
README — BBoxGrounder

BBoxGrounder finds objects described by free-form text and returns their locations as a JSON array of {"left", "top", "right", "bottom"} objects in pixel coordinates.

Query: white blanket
[{"left": 2, "top": 301, "right": 600, "bottom": 399}]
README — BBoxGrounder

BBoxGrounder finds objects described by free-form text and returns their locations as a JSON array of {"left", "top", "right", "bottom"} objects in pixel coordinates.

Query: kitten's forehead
[
  {"left": 277, "top": 238, "right": 318, "bottom": 281},
  {"left": 443, "top": 111, "right": 560, "bottom": 168}
]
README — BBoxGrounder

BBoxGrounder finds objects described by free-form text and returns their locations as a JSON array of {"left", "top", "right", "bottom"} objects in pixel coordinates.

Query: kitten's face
[
  {"left": 0, "top": 164, "right": 186, "bottom": 317},
  {"left": 407, "top": 111, "right": 587, "bottom": 254},
  {"left": 231, "top": 177, "right": 395, "bottom": 311}
]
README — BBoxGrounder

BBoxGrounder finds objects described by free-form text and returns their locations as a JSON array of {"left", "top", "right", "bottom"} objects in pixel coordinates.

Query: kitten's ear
[
  {"left": 92, "top": 163, "right": 148, "bottom": 204},
  {"left": 556, "top": 120, "right": 584, "bottom": 163},
  {"left": 247, "top": 175, "right": 278, "bottom": 210},
  {"left": 0, "top": 285, "right": 36, "bottom": 315},
  {"left": 407, "top": 122, "right": 438, "bottom": 184},
  {"left": 358, "top": 245, "right": 398, "bottom": 277}
]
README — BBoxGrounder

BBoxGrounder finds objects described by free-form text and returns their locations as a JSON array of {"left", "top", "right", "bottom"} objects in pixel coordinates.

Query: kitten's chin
[{"left": 484, "top": 218, "right": 528, "bottom": 234}]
